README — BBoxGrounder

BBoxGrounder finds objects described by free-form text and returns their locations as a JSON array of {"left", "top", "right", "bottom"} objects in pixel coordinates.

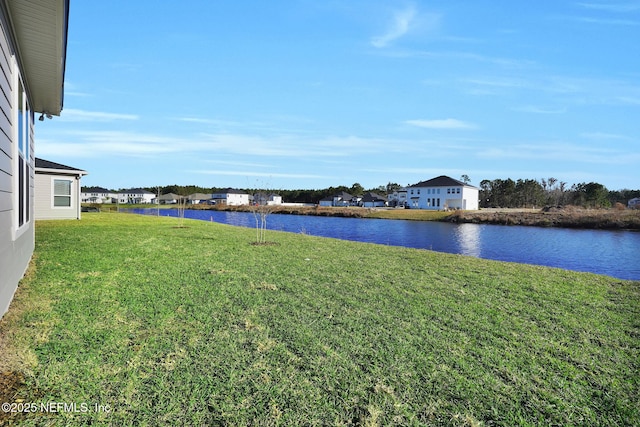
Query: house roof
[
  {"left": 158, "top": 193, "right": 182, "bottom": 200},
  {"left": 214, "top": 188, "right": 247, "bottom": 195},
  {"left": 362, "top": 192, "right": 387, "bottom": 202},
  {"left": 82, "top": 186, "right": 111, "bottom": 193},
  {"left": 254, "top": 192, "right": 281, "bottom": 198},
  {"left": 4, "top": 0, "right": 70, "bottom": 115},
  {"left": 409, "top": 175, "right": 476, "bottom": 189},
  {"left": 119, "top": 188, "right": 155, "bottom": 195},
  {"left": 35, "top": 158, "right": 86, "bottom": 175},
  {"left": 335, "top": 191, "right": 353, "bottom": 200},
  {"left": 188, "top": 193, "right": 212, "bottom": 200}
]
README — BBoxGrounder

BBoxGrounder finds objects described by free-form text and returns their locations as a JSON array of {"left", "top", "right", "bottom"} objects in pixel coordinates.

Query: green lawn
[{"left": 1, "top": 213, "right": 638, "bottom": 426}]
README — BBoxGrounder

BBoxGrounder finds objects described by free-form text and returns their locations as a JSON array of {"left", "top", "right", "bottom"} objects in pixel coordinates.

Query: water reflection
[{"left": 455, "top": 223, "right": 481, "bottom": 257}]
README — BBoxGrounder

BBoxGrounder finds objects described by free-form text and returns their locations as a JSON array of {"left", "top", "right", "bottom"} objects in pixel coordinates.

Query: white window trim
[
  {"left": 12, "top": 57, "right": 32, "bottom": 240},
  {"left": 52, "top": 177, "right": 74, "bottom": 209}
]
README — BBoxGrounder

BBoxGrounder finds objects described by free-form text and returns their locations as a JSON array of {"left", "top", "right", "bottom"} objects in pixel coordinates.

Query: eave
[{"left": 3, "top": 0, "right": 70, "bottom": 115}]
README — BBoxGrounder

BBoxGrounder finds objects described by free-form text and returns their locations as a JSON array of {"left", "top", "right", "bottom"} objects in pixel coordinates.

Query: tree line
[
  {"left": 479, "top": 178, "right": 639, "bottom": 209},
  {"left": 96, "top": 178, "right": 638, "bottom": 209},
  {"left": 140, "top": 182, "right": 401, "bottom": 205}
]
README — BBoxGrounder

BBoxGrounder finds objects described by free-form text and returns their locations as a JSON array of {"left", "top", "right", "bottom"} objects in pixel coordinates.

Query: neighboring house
[
  {"left": 158, "top": 193, "right": 182, "bottom": 204},
  {"left": 0, "top": 0, "right": 70, "bottom": 317},
  {"left": 212, "top": 188, "right": 249, "bottom": 205},
  {"left": 387, "top": 188, "right": 408, "bottom": 207},
  {"left": 407, "top": 175, "right": 479, "bottom": 210},
  {"left": 629, "top": 197, "right": 640, "bottom": 209},
  {"left": 254, "top": 193, "right": 282, "bottom": 206},
  {"left": 319, "top": 191, "right": 354, "bottom": 207},
  {"left": 117, "top": 188, "right": 155, "bottom": 204},
  {"left": 318, "top": 196, "right": 334, "bottom": 207},
  {"left": 34, "top": 158, "right": 87, "bottom": 220},
  {"left": 362, "top": 192, "right": 387, "bottom": 208},
  {"left": 188, "top": 193, "right": 212, "bottom": 204},
  {"left": 82, "top": 186, "right": 114, "bottom": 203}
]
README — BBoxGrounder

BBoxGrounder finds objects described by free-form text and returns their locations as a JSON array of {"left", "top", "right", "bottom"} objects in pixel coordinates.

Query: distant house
[
  {"left": 362, "top": 192, "right": 387, "bottom": 208},
  {"left": 117, "top": 188, "right": 155, "bottom": 204},
  {"left": 0, "top": 0, "right": 70, "bottom": 317},
  {"left": 319, "top": 191, "right": 354, "bottom": 207},
  {"left": 407, "top": 175, "right": 479, "bottom": 210},
  {"left": 158, "top": 193, "right": 182, "bottom": 204},
  {"left": 629, "top": 197, "right": 640, "bottom": 209},
  {"left": 34, "top": 158, "right": 87, "bottom": 220},
  {"left": 318, "top": 196, "right": 334, "bottom": 207},
  {"left": 212, "top": 188, "right": 249, "bottom": 206},
  {"left": 254, "top": 193, "right": 282, "bottom": 206},
  {"left": 82, "top": 186, "right": 114, "bottom": 203},
  {"left": 188, "top": 193, "right": 212, "bottom": 204},
  {"left": 387, "top": 188, "right": 408, "bottom": 207}
]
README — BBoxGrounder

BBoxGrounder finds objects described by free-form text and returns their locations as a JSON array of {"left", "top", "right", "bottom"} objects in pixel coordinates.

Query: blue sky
[{"left": 36, "top": 1, "right": 640, "bottom": 191}]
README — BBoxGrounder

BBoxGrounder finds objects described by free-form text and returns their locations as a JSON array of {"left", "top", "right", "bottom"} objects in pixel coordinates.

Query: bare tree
[
  {"left": 250, "top": 184, "right": 277, "bottom": 244},
  {"left": 176, "top": 194, "right": 187, "bottom": 228}
]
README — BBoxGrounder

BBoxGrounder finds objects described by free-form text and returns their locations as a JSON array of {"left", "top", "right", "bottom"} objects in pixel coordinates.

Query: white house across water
[{"left": 407, "top": 176, "right": 479, "bottom": 210}]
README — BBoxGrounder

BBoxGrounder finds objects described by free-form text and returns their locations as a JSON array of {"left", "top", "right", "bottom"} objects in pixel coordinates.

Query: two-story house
[
  {"left": 212, "top": 188, "right": 249, "bottom": 206},
  {"left": 117, "top": 188, "right": 156, "bottom": 204},
  {"left": 82, "top": 186, "right": 115, "bottom": 203},
  {"left": 407, "top": 176, "right": 479, "bottom": 210},
  {"left": 387, "top": 188, "right": 408, "bottom": 208}
]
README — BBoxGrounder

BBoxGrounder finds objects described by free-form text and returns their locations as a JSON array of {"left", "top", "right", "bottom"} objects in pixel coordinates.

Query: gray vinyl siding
[
  {"left": 0, "top": 8, "right": 35, "bottom": 317},
  {"left": 34, "top": 173, "right": 80, "bottom": 219},
  {"left": 0, "top": 8, "right": 12, "bottom": 215}
]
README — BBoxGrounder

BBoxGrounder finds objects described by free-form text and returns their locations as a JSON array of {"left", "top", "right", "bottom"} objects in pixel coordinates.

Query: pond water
[{"left": 126, "top": 208, "right": 640, "bottom": 280}]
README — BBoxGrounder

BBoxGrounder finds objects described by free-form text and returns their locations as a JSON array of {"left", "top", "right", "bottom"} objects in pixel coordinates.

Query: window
[
  {"left": 54, "top": 179, "right": 72, "bottom": 207},
  {"left": 457, "top": 188, "right": 460, "bottom": 194},
  {"left": 17, "top": 79, "right": 31, "bottom": 228}
]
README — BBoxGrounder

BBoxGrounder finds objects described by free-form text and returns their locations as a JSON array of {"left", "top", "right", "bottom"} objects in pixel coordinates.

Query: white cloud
[
  {"left": 463, "top": 77, "right": 530, "bottom": 89},
  {"left": 37, "top": 130, "right": 187, "bottom": 158},
  {"left": 513, "top": 105, "right": 567, "bottom": 114},
  {"left": 37, "top": 129, "right": 388, "bottom": 162},
  {"left": 477, "top": 142, "right": 640, "bottom": 165},
  {"left": 61, "top": 109, "right": 139, "bottom": 122},
  {"left": 580, "top": 132, "right": 632, "bottom": 140},
  {"left": 176, "top": 117, "right": 218, "bottom": 124},
  {"left": 371, "top": 5, "right": 417, "bottom": 48},
  {"left": 577, "top": 2, "right": 640, "bottom": 13},
  {"left": 574, "top": 16, "right": 639, "bottom": 25},
  {"left": 405, "top": 119, "right": 477, "bottom": 130},
  {"left": 191, "top": 170, "right": 325, "bottom": 179},
  {"left": 199, "top": 133, "right": 385, "bottom": 158}
]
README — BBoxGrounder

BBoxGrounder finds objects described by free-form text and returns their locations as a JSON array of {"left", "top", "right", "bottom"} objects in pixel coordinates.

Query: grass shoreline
[
  {"left": 92, "top": 203, "right": 640, "bottom": 230},
  {"left": 1, "top": 213, "right": 638, "bottom": 425}
]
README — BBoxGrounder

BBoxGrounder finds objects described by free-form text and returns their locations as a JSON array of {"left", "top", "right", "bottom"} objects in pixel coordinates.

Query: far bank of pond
[
  {"left": 126, "top": 208, "right": 640, "bottom": 280},
  {"left": 106, "top": 204, "right": 640, "bottom": 230}
]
